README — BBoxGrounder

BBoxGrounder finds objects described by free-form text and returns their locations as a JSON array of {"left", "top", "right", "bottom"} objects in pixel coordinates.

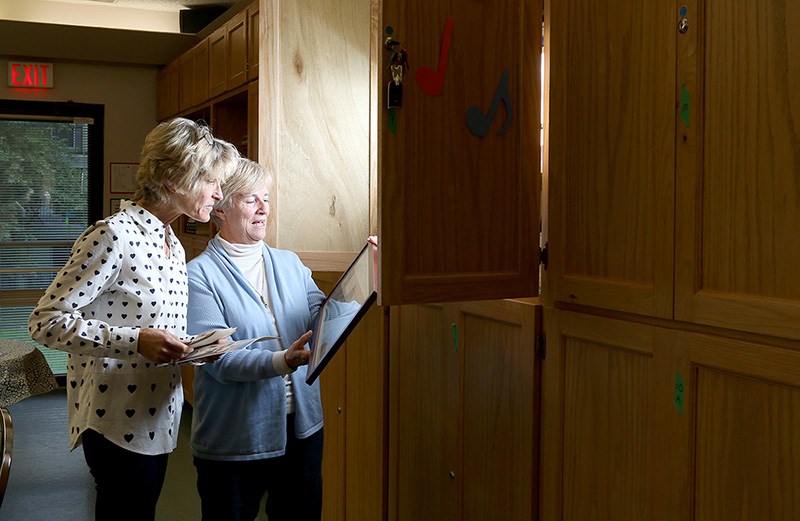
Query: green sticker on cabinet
[
  {"left": 680, "top": 84, "right": 690, "bottom": 128},
  {"left": 674, "top": 371, "right": 685, "bottom": 415}
]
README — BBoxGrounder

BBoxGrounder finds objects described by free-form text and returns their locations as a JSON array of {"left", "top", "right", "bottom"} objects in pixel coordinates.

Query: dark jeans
[
  {"left": 194, "top": 421, "right": 323, "bottom": 521},
  {"left": 81, "top": 429, "right": 169, "bottom": 521}
]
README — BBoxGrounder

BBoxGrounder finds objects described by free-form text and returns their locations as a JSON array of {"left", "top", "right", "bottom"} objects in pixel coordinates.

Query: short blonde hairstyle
[
  {"left": 134, "top": 118, "right": 240, "bottom": 205},
  {"left": 210, "top": 157, "right": 274, "bottom": 227}
]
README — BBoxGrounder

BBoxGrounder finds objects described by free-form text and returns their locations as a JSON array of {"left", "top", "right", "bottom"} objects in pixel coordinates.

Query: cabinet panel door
[
  {"left": 687, "top": 333, "right": 800, "bottom": 520},
  {"left": 546, "top": 0, "right": 675, "bottom": 317},
  {"left": 390, "top": 303, "right": 459, "bottom": 520},
  {"left": 675, "top": 0, "right": 800, "bottom": 339},
  {"left": 247, "top": 1, "right": 259, "bottom": 80},
  {"left": 192, "top": 40, "right": 209, "bottom": 107},
  {"left": 208, "top": 26, "right": 227, "bottom": 98},
  {"left": 179, "top": 52, "right": 194, "bottom": 112},
  {"left": 226, "top": 11, "right": 248, "bottom": 91},
  {"left": 540, "top": 310, "right": 689, "bottom": 521},
  {"left": 459, "top": 300, "right": 539, "bottom": 521},
  {"left": 390, "top": 299, "right": 540, "bottom": 521},
  {"left": 378, "top": 0, "right": 540, "bottom": 305}
]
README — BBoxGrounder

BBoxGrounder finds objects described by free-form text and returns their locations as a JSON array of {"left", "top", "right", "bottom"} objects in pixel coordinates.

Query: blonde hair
[
  {"left": 134, "top": 118, "right": 240, "bottom": 205},
  {"left": 210, "top": 158, "right": 274, "bottom": 227}
]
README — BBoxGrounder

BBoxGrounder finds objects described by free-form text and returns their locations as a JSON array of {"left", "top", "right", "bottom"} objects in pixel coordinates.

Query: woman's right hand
[
  {"left": 285, "top": 330, "right": 314, "bottom": 370},
  {"left": 137, "top": 328, "right": 190, "bottom": 364}
]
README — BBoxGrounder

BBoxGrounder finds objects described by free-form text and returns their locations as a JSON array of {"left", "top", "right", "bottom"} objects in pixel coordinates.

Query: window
[{"left": 0, "top": 100, "right": 104, "bottom": 375}]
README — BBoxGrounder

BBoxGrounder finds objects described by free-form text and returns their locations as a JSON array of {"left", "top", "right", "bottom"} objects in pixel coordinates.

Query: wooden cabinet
[
  {"left": 260, "top": 0, "right": 541, "bottom": 305},
  {"left": 209, "top": 9, "right": 248, "bottom": 98},
  {"left": 155, "top": 59, "right": 180, "bottom": 121},
  {"left": 158, "top": 1, "right": 258, "bottom": 119},
  {"left": 179, "top": 39, "right": 208, "bottom": 111},
  {"left": 225, "top": 10, "right": 248, "bottom": 92},
  {"left": 389, "top": 299, "right": 541, "bottom": 521},
  {"left": 313, "top": 271, "right": 388, "bottom": 521},
  {"left": 247, "top": 1, "right": 259, "bottom": 81},
  {"left": 540, "top": 310, "right": 685, "bottom": 520},
  {"left": 544, "top": 1, "right": 800, "bottom": 518},
  {"left": 547, "top": 0, "right": 800, "bottom": 338},
  {"left": 673, "top": 0, "right": 800, "bottom": 340},
  {"left": 208, "top": 25, "right": 227, "bottom": 99},
  {"left": 546, "top": 0, "right": 675, "bottom": 318},
  {"left": 168, "top": 1, "right": 539, "bottom": 520},
  {"left": 541, "top": 309, "right": 800, "bottom": 521}
]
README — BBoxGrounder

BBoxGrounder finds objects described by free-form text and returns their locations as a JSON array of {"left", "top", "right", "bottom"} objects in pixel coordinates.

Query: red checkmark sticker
[{"left": 415, "top": 17, "right": 453, "bottom": 97}]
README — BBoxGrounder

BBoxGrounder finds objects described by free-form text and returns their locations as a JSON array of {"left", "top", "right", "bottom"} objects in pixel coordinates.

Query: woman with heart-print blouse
[{"left": 29, "top": 117, "right": 240, "bottom": 521}]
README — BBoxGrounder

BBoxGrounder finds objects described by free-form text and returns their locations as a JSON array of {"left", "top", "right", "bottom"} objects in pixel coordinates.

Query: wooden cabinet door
[
  {"left": 686, "top": 332, "right": 800, "bottom": 520},
  {"left": 247, "top": 1, "right": 259, "bottom": 80},
  {"left": 315, "top": 271, "right": 388, "bottom": 521},
  {"left": 156, "top": 60, "right": 180, "bottom": 120},
  {"left": 155, "top": 65, "right": 170, "bottom": 121},
  {"left": 390, "top": 303, "right": 459, "bottom": 520},
  {"left": 674, "top": 0, "right": 800, "bottom": 340},
  {"left": 192, "top": 39, "right": 209, "bottom": 107},
  {"left": 540, "top": 309, "right": 689, "bottom": 521},
  {"left": 179, "top": 52, "right": 193, "bottom": 112},
  {"left": 459, "top": 299, "right": 539, "bottom": 521},
  {"left": 546, "top": 0, "right": 676, "bottom": 318},
  {"left": 208, "top": 26, "right": 227, "bottom": 98},
  {"left": 247, "top": 81, "right": 258, "bottom": 160},
  {"left": 226, "top": 10, "right": 248, "bottom": 91},
  {"left": 390, "top": 299, "right": 540, "bottom": 521},
  {"left": 378, "top": 0, "right": 541, "bottom": 305}
]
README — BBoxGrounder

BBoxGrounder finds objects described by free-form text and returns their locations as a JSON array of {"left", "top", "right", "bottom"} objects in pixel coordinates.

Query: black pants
[
  {"left": 81, "top": 429, "right": 169, "bottom": 521},
  {"left": 194, "top": 423, "right": 323, "bottom": 521}
]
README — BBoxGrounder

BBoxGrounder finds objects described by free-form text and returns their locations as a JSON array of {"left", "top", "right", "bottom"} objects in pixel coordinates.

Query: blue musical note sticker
[{"left": 465, "top": 69, "right": 513, "bottom": 138}]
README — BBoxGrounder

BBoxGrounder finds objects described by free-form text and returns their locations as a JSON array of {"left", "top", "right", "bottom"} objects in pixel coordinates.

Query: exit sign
[{"left": 8, "top": 62, "right": 53, "bottom": 88}]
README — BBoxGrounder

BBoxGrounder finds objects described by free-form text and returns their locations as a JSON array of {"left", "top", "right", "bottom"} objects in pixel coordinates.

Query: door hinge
[
  {"left": 539, "top": 242, "right": 549, "bottom": 270},
  {"left": 535, "top": 333, "right": 546, "bottom": 360}
]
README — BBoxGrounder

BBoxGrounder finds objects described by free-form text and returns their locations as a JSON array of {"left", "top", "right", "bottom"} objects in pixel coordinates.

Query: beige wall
[{"left": 0, "top": 57, "right": 159, "bottom": 216}]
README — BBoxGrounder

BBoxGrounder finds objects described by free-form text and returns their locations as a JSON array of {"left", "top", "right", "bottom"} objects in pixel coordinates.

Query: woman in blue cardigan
[{"left": 187, "top": 158, "right": 326, "bottom": 521}]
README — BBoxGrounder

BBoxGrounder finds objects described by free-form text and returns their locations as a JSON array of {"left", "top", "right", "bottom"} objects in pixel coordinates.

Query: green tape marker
[
  {"left": 452, "top": 323, "right": 458, "bottom": 352},
  {"left": 680, "top": 84, "right": 690, "bottom": 128},
  {"left": 674, "top": 371, "right": 685, "bottom": 415},
  {"left": 388, "top": 108, "right": 398, "bottom": 135}
]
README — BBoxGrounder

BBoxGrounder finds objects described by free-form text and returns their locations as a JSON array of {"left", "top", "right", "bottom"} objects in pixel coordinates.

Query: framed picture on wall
[
  {"left": 109, "top": 162, "right": 137, "bottom": 194},
  {"left": 110, "top": 198, "right": 123, "bottom": 214}
]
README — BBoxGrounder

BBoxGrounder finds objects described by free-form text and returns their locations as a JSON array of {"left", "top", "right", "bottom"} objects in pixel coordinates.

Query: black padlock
[{"left": 387, "top": 81, "right": 403, "bottom": 109}]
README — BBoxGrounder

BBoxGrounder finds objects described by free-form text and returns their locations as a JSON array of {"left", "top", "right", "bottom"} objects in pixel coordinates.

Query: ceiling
[
  {"left": 0, "top": 0, "right": 242, "bottom": 66},
  {"left": 83, "top": 0, "right": 235, "bottom": 9}
]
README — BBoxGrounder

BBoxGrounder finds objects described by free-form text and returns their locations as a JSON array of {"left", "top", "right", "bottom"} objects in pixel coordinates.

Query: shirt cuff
[{"left": 272, "top": 350, "right": 295, "bottom": 376}]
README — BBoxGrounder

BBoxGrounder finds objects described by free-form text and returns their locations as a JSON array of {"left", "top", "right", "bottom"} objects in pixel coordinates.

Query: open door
[{"left": 377, "top": 0, "right": 541, "bottom": 305}]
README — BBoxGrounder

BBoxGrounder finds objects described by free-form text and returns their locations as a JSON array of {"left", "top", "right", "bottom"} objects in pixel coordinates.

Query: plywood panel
[
  {"left": 547, "top": 0, "right": 675, "bottom": 317},
  {"left": 262, "top": 0, "right": 371, "bottom": 253}
]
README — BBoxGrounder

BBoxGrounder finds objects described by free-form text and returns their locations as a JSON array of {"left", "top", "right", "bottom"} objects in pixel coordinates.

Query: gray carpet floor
[{"left": 2, "top": 388, "right": 204, "bottom": 520}]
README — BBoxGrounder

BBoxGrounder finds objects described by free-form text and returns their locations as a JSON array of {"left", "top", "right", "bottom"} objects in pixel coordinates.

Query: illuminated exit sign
[{"left": 8, "top": 62, "right": 54, "bottom": 88}]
